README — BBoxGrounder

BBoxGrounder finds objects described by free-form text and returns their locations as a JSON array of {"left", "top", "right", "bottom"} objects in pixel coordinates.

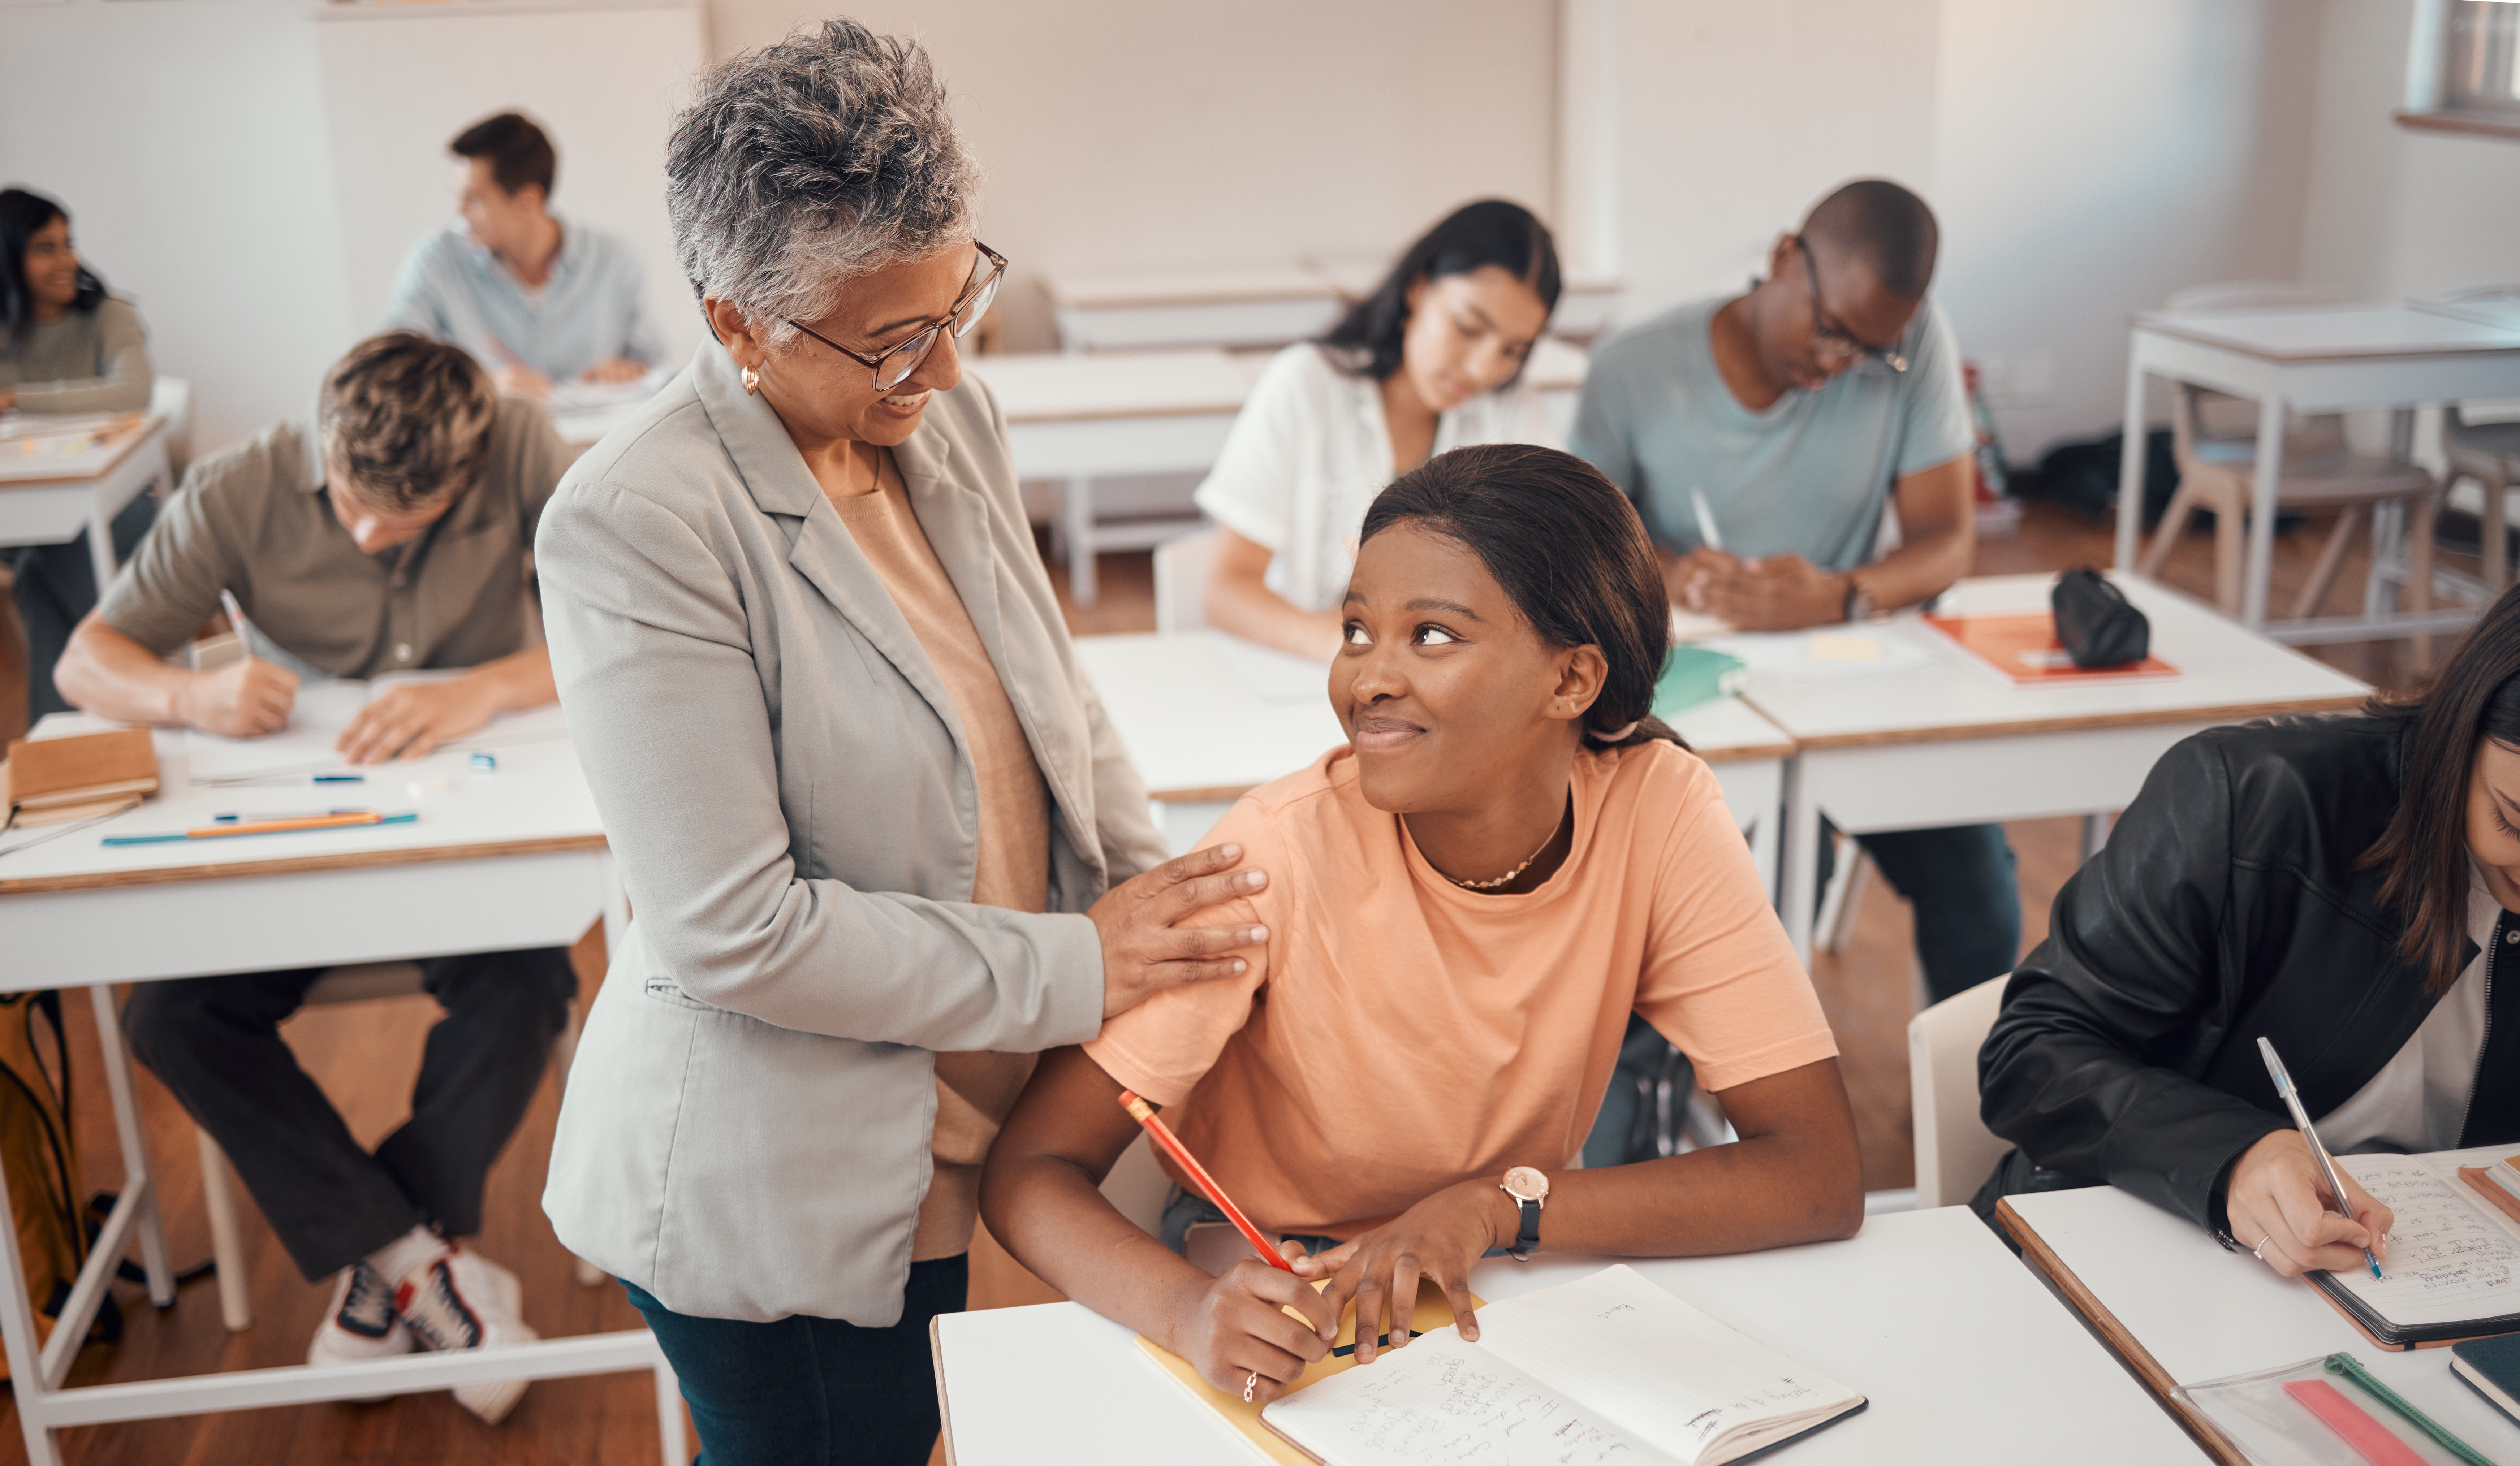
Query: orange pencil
[{"left": 1117, "top": 1090, "right": 1296, "bottom": 1273}]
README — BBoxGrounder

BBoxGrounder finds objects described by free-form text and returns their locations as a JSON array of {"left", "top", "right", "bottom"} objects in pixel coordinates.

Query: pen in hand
[
  {"left": 1689, "top": 487, "right": 1725, "bottom": 554},
  {"left": 2257, "top": 1036, "right": 2383, "bottom": 1280}
]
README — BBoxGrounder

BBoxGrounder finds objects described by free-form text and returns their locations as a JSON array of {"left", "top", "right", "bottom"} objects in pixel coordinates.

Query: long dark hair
[
  {"left": 2362, "top": 580, "right": 2520, "bottom": 992},
  {"left": 1360, "top": 444, "right": 1682, "bottom": 751},
  {"left": 1319, "top": 199, "right": 1562, "bottom": 385},
  {"left": 1, "top": 189, "right": 107, "bottom": 351}
]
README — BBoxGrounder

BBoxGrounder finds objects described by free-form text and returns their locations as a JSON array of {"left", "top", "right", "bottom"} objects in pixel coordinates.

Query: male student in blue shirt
[
  {"left": 381, "top": 112, "right": 662, "bottom": 402},
  {"left": 1572, "top": 178, "right": 2017, "bottom": 1011}
]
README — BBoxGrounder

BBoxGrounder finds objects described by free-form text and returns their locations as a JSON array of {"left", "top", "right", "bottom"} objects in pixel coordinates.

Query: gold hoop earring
[{"left": 740, "top": 363, "right": 762, "bottom": 396}]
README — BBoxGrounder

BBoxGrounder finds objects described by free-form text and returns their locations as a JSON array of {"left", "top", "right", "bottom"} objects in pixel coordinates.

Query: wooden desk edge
[
  {"left": 1996, "top": 1198, "right": 2246, "bottom": 1466},
  {"left": 997, "top": 398, "right": 1248, "bottom": 427},
  {"left": 931, "top": 1314, "right": 960, "bottom": 1466},
  {"left": 0, "top": 833, "right": 609, "bottom": 895},
  {"left": 1767, "top": 695, "right": 2366, "bottom": 752},
  {"left": 0, "top": 414, "right": 164, "bottom": 487}
]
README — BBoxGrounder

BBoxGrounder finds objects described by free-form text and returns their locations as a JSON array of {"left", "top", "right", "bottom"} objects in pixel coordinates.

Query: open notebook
[
  {"left": 186, "top": 674, "right": 571, "bottom": 785},
  {"left": 2316, "top": 1147, "right": 2520, "bottom": 1348},
  {"left": 1259, "top": 1266, "right": 1863, "bottom": 1466}
]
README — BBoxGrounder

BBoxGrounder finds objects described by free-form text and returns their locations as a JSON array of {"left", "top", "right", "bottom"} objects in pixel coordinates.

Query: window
[{"left": 2403, "top": 0, "right": 2520, "bottom": 138}]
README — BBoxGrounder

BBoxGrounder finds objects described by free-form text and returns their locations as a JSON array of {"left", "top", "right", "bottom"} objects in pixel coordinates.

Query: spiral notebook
[{"left": 1257, "top": 1265, "right": 1864, "bottom": 1466}]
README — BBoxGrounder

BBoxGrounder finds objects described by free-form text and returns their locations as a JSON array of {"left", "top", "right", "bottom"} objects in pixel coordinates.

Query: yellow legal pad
[{"left": 1133, "top": 1277, "right": 1484, "bottom": 1465}]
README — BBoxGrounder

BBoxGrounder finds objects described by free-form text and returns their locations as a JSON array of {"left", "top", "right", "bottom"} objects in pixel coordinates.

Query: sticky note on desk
[{"left": 1809, "top": 633, "right": 1882, "bottom": 662}]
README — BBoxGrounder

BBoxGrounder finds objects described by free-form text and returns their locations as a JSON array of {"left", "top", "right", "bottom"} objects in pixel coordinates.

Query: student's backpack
[
  {"left": 2023, "top": 429, "right": 2179, "bottom": 527},
  {"left": 0, "top": 990, "right": 121, "bottom": 1376}
]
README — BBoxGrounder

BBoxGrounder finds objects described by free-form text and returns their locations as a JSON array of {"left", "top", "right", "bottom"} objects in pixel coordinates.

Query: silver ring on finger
[
  {"left": 1244, "top": 1370, "right": 1259, "bottom": 1403},
  {"left": 2254, "top": 1234, "right": 2271, "bottom": 1261}
]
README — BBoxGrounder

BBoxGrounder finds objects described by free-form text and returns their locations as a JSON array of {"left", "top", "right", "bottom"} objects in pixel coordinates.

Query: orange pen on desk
[{"left": 1116, "top": 1090, "right": 1296, "bottom": 1273}]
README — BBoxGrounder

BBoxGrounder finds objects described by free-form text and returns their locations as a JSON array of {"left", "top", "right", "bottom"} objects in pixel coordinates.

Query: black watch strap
[{"left": 1511, "top": 1198, "right": 1541, "bottom": 1260}]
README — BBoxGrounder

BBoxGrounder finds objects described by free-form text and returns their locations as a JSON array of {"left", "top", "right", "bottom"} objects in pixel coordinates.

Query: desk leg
[
  {"left": 653, "top": 1350, "right": 689, "bottom": 1466},
  {"left": 2241, "top": 393, "right": 2287, "bottom": 629},
  {"left": 85, "top": 494, "right": 118, "bottom": 594},
  {"left": 1063, "top": 476, "right": 1099, "bottom": 607},
  {"left": 1781, "top": 756, "right": 1822, "bottom": 964},
  {"left": 2080, "top": 812, "right": 2111, "bottom": 861},
  {"left": 2115, "top": 354, "right": 2148, "bottom": 574},
  {"left": 0, "top": 1119, "right": 63, "bottom": 1465},
  {"left": 91, "top": 987, "right": 175, "bottom": 1307}
]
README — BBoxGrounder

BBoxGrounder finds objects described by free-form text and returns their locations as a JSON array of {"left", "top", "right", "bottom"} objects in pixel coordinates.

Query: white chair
[
  {"left": 194, "top": 962, "right": 602, "bottom": 1334},
  {"left": 146, "top": 376, "right": 192, "bottom": 483},
  {"left": 1906, "top": 974, "right": 2013, "bottom": 1210},
  {"left": 2141, "top": 285, "right": 2438, "bottom": 624},
  {"left": 2431, "top": 285, "right": 2520, "bottom": 593},
  {"left": 1151, "top": 528, "right": 1218, "bottom": 634}
]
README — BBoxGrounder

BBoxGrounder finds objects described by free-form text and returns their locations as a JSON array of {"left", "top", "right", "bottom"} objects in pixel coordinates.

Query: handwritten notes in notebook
[
  {"left": 1261, "top": 1265, "right": 1863, "bottom": 1466},
  {"left": 2333, "top": 1155, "right": 2520, "bottom": 1329}
]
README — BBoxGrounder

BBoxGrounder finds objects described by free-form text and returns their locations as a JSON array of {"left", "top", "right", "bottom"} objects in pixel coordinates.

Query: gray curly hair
[{"left": 666, "top": 18, "right": 977, "bottom": 348}]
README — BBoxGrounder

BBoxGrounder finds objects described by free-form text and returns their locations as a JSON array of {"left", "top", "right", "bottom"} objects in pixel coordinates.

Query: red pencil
[{"left": 1116, "top": 1090, "right": 1296, "bottom": 1273}]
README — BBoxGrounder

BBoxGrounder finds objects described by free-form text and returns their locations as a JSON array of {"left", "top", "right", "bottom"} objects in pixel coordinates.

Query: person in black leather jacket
[{"left": 1977, "top": 581, "right": 2520, "bottom": 1278}]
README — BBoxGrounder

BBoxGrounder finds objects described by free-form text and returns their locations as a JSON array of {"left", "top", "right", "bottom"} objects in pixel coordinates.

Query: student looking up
[
  {"left": 1572, "top": 178, "right": 2017, "bottom": 1007},
  {"left": 984, "top": 445, "right": 1861, "bottom": 1409},
  {"left": 3, "top": 186, "right": 158, "bottom": 722},
  {"left": 52, "top": 333, "right": 573, "bottom": 1425},
  {"left": 1980, "top": 581, "right": 2520, "bottom": 1277},
  {"left": 381, "top": 111, "right": 662, "bottom": 401},
  {"left": 1198, "top": 200, "right": 1562, "bottom": 661}
]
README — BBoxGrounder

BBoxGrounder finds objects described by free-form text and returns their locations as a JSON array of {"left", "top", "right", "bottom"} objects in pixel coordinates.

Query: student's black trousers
[{"left": 124, "top": 947, "right": 575, "bottom": 1281}]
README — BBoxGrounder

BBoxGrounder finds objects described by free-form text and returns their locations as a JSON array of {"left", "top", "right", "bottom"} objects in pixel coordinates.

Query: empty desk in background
[
  {"left": 1305, "top": 256, "right": 1624, "bottom": 341},
  {"left": 933, "top": 1206, "right": 2195, "bottom": 1465},
  {"left": 2114, "top": 304, "right": 2520, "bottom": 637},
  {"left": 2001, "top": 1177, "right": 2520, "bottom": 1466},
  {"left": 1740, "top": 573, "right": 2368, "bottom": 965},
  {"left": 0, "top": 718, "right": 679, "bottom": 1466},
  {"left": 1072, "top": 629, "right": 1794, "bottom": 891},
  {"left": 0, "top": 415, "right": 171, "bottom": 589},
  {"left": 1047, "top": 260, "right": 1625, "bottom": 354}
]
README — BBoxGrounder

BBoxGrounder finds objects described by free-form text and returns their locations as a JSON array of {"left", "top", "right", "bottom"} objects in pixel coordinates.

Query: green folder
[{"left": 1652, "top": 645, "right": 1749, "bottom": 719}]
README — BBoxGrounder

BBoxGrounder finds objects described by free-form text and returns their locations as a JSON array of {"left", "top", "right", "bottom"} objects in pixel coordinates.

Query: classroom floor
[{"left": 0, "top": 498, "right": 2460, "bottom": 1462}]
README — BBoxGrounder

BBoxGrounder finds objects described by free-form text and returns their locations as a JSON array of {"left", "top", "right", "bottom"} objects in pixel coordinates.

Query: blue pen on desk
[
  {"left": 312, "top": 774, "right": 365, "bottom": 784},
  {"left": 2257, "top": 1036, "right": 2383, "bottom": 1279}
]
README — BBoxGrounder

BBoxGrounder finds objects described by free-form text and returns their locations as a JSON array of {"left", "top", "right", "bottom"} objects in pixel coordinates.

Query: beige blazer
[{"left": 535, "top": 340, "right": 1166, "bottom": 1324}]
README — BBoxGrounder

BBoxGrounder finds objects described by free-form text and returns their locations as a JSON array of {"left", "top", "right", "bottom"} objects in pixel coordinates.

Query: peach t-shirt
[{"left": 1084, "top": 739, "right": 1837, "bottom": 1239}]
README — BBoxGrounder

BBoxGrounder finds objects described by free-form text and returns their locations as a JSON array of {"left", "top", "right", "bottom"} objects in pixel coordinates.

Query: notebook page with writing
[
  {"left": 2330, "top": 1154, "right": 2520, "bottom": 1329},
  {"left": 1260, "top": 1330, "right": 1683, "bottom": 1466},
  {"left": 187, "top": 676, "right": 571, "bottom": 784},
  {"left": 1471, "top": 1265, "right": 1862, "bottom": 1464}
]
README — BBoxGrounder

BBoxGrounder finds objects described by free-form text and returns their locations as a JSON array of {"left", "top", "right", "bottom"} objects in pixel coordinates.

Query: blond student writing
[{"left": 984, "top": 445, "right": 1862, "bottom": 1408}]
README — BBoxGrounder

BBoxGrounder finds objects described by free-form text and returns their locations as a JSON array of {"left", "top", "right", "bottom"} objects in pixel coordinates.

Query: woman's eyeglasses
[
  {"left": 788, "top": 242, "right": 1007, "bottom": 392},
  {"left": 1795, "top": 235, "right": 1908, "bottom": 375}
]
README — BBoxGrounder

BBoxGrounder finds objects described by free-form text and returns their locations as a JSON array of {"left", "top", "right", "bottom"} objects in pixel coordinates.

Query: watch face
[{"left": 1503, "top": 1166, "right": 1549, "bottom": 1202}]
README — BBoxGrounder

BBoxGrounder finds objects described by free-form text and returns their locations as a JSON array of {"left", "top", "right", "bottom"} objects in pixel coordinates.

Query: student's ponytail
[{"left": 1360, "top": 445, "right": 1687, "bottom": 753}]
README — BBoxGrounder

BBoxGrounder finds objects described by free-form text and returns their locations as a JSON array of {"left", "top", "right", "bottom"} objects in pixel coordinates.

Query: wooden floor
[{"left": 0, "top": 499, "right": 2462, "bottom": 1462}]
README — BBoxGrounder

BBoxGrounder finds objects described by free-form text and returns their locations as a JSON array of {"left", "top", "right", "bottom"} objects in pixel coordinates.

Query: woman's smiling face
[{"left": 1331, "top": 520, "right": 1600, "bottom": 814}]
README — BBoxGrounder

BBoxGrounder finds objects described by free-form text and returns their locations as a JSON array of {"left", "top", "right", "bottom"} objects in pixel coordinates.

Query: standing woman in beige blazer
[{"left": 533, "top": 21, "right": 1269, "bottom": 1464}]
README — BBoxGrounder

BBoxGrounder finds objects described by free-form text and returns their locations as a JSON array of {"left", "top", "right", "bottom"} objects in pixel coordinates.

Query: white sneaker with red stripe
[
  {"left": 392, "top": 1244, "right": 538, "bottom": 1424},
  {"left": 307, "top": 1260, "right": 415, "bottom": 1400}
]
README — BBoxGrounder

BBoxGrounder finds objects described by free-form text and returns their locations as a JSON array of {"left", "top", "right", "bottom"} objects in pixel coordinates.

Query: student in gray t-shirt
[{"left": 1571, "top": 180, "right": 2016, "bottom": 1030}]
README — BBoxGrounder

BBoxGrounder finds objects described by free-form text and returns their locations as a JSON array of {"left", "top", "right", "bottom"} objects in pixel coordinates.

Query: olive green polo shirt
[{"left": 97, "top": 396, "right": 571, "bottom": 678}]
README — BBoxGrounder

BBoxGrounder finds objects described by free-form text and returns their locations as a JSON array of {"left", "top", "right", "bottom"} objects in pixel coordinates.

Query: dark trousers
[
  {"left": 1821, "top": 820, "right": 2022, "bottom": 1005},
  {"left": 625, "top": 1255, "right": 968, "bottom": 1466},
  {"left": 10, "top": 493, "right": 159, "bottom": 722},
  {"left": 124, "top": 947, "right": 575, "bottom": 1281}
]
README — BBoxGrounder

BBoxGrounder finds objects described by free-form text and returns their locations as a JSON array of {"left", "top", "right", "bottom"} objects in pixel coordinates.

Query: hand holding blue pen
[{"left": 2254, "top": 1037, "right": 2386, "bottom": 1280}]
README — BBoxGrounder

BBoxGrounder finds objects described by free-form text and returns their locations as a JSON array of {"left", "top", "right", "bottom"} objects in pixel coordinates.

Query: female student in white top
[{"left": 1198, "top": 199, "right": 1562, "bottom": 661}]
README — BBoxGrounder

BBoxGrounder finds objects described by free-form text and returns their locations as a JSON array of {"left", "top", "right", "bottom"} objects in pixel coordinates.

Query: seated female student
[
  {"left": 2, "top": 187, "right": 157, "bottom": 722},
  {"left": 984, "top": 444, "right": 1862, "bottom": 1404},
  {"left": 1979, "top": 580, "right": 2520, "bottom": 1277},
  {"left": 1198, "top": 200, "right": 1564, "bottom": 662}
]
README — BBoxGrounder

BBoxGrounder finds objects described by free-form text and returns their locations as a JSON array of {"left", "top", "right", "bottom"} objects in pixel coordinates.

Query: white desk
[
  {"left": 0, "top": 416, "right": 172, "bottom": 588},
  {"left": 1746, "top": 574, "right": 2368, "bottom": 964},
  {"left": 1305, "top": 256, "right": 1624, "bottom": 341},
  {"left": 0, "top": 721, "right": 681, "bottom": 1466},
  {"left": 2003, "top": 1177, "right": 2520, "bottom": 1466},
  {"left": 2113, "top": 304, "right": 2520, "bottom": 637},
  {"left": 1047, "top": 261, "right": 1626, "bottom": 354},
  {"left": 933, "top": 1206, "right": 2194, "bottom": 1465},
  {"left": 1072, "top": 630, "right": 1795, "bottom": 890}
]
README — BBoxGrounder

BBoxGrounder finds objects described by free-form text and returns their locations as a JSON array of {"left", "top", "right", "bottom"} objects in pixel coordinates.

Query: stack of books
[{"left": 2, "top": 728, "right": 158, "bottom": 828}]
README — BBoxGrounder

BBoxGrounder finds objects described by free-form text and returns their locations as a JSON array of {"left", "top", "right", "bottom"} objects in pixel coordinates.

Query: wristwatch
[
  {"left": 1500, "top": 1166, "right": 1549, "bottom": 1261},
  {"left": 1841, "top": 574, "right": 1877, "bottom": 624}
]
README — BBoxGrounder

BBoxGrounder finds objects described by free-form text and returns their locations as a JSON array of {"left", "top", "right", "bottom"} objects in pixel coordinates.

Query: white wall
[
  {"left": 0, "top": 0, "right": 356, "bottom": 451},
  {"left": 705, "top": 0, "right": 1559, "bottom": 352},
  {"left": 2299, "top": 0, "right": 2520, "bottom": 303}
]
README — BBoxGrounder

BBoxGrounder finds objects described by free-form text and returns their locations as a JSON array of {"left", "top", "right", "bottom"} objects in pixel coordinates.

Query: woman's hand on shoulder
[
  {"left": 1088, "top": 842, "right": 1269, "bottom": 1019},
  {"left": 2223, "top": 1130, "right": 2394, "bottom": 1278},
  {"left": 1164, "top": 1245, "right": 1335, "bottom": 1406},
  {"left": 1296, "top": 1180, "right": 1508, "bottom": 1366}
]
